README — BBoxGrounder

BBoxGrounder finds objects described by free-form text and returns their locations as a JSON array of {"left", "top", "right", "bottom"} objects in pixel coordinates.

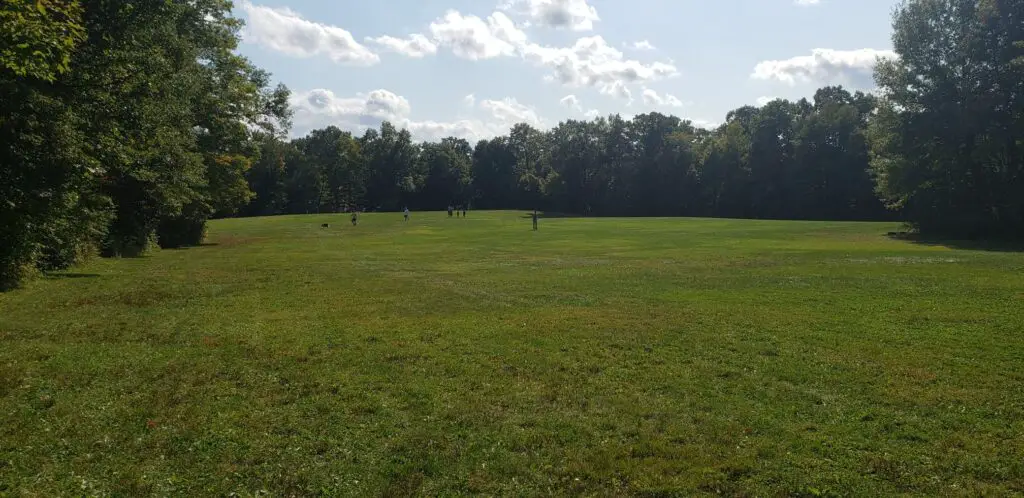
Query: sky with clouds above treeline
[{"left": 234, "top": 0, "right": 898, "bottom": 141}]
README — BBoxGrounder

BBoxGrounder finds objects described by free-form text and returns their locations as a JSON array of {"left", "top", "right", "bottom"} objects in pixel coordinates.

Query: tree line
[
  {"left": 244, "top": 87, "right": 888, "bottom": 223},
  {"left": 2, "top": 0, "right": 1021, "bottom": 290}
]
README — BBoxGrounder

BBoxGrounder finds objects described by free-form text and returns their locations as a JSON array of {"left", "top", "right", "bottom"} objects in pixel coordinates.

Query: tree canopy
[
  {"left": 871, "top": 0, "right": 1024, "bottom": 238},
  {"left": 246, "top": 86, "right": 887, "bottom": 223},
  {"left": 0, "top": 0, "right": 84, "bottom": 81},
  {"left": 1, "top": 0, "right": 290, "bottom": 289}
]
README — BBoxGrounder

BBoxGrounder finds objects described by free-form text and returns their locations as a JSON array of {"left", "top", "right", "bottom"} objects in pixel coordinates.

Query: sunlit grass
[{"left": 1, "top": 211, "right": 1022, "bottom": 495}]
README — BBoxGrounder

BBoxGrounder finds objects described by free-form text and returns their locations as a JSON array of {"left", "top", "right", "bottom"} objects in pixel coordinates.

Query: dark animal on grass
[{"left": 321, "top": 223, "right": 330, "bottom": 228}]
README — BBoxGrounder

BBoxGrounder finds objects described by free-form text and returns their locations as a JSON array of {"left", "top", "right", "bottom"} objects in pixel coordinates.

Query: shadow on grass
[
  {"left": 887, "top": 232, "right": 1024, "bottom": 252},
  {"left": 518, "top": 211, "right": 585, "bottom": 219},
  {"left": 45, "top": 273, "right": 101, "bottom": 280},
  {"left": 164, "top": 242, "right": 219, "bottom": 250}
]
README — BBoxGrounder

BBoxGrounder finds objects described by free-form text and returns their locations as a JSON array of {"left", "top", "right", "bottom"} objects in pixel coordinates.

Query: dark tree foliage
[
  {"left": 416, "top": 137, "right": 473, "bottom": 210},
  {"left": 471, "top": 137, "right": 519, "bottom": 210},
  {"left": 0, "top": 0, "right": 85, "bottom": 81},
  {"left": 248, "top": 93, "right": 888, "bottom": 223},
  {"left": 871, "top": 0, "right": 1024, "bottom": 238},
  {"left": 1, "top": 0, "right": 289, "bottom": 289}
]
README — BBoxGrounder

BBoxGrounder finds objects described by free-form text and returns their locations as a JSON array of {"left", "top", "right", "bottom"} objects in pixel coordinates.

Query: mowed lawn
[{"left": 1, "top": 212, "right": 1023, "bottom": 496}]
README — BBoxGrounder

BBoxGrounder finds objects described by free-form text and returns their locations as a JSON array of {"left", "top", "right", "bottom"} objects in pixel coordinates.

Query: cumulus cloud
[
  {"left": 290, "top": 88, "right": 545, "bottom": 142},
  {"left": 631, "top": 40, "right": 656, "bottom": 50},
  {"left": 293, "top": 89, "right": 411, "bottom": 132},
  {"left": 641, "top": 88, "right": 685, "bottom": 107},
  {"left": 598, "top": 80, "right": 633, "bottom": 102},
  {"left": 291, "top": 88, "right": 413, "bottom": 138},
  {"left": 242, "top": 2, "right": 676, "bottom": 102},
  {"left": 365, "top": 33, "right": 437, "bottom": 58},
  {"left": 756, "top": 96, "right": 777, "bottom": 106},
  {"left": 583, "top": 109, "right": 601, "bottom": 119},
  {"left": 479, "top": 97, "right": 544, "bottom": 127},
  {"left": 560, "top": 94, "right": 582, "bottom": 112},
  {"left": 521, "top": 36, "right": 678, "bottom": 97},
  {"left": 239, "top": 1, "right": 379, "bottom": 65},
  {"left": 751, "top": 48, "right": 895, "bottom": 87},
  {"left": 500, "top": 0, "right": 600, "bottom": 31},
  {"left": 463, "top": 94, "right": 477, "bottom": 107},
  {"left": 428, "top": 10, "right": 526, "bottom": 60},
  {"left": 425, "top": 9, "right": 675, "bottom": 100},
  {"left": 403, "top": 120, "right": 492, "bottom": 141}
]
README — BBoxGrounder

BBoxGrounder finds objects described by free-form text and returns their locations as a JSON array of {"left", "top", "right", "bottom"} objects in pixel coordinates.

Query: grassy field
[{"left": 1, "top": 211, "right": 1023, "bottom": 496}]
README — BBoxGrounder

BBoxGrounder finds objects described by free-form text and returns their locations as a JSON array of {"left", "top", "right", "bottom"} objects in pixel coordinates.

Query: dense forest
[
  {"left": 2, "top": 0, "right": 1022, "bottom": 289},
  {"left": 246, "top": 87, "right": 888, "bottom": 222}
]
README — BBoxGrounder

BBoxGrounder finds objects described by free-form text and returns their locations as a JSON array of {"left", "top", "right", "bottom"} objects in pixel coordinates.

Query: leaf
[{"left": 36, "top": 1, "right": 46, "bottom": 15}]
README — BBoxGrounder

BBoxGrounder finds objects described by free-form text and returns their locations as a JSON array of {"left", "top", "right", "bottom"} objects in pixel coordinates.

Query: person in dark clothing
[
  {"left": 462, "top": 206, "right": 467, "bottom": 217},
  {"left": 351, "top": 211, "right": 358, "bottom": 226},
  {"left": 532, "top": 210, "right": 538, "bottom": 231}
]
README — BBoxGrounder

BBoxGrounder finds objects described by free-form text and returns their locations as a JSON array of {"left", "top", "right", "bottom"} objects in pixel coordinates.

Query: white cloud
[
  {"left": 365, "top": 33, "right": 437, "bottom": 58},
  {"left": 500, "top": 0, "right": 600, "bottom": 31},
  {"left": 239, "top": 2, "right": 379, "bottom": 65},
  {"left": 479, "top": 97, "right": 544, "bottom": 127},
  {"left": 292, "top": 88, "right": 414, "bottom": 138},
  {"left": 414, "top": 96, "right": 544, "bottom": 139},
  {"left": 294, "top": 88, "right": 410, "bottom": 123},
  {"left": 463, "top": 94, "right": 477, "bottom": 107},
  {"left": 363, "top": 89, "right": 413, "bottom": 117},
  {"left": 756, "top": 96, "right": 777, "bottom": 106},
  {"left": 751, "top": 48, "right": 895, "bottom": 87},
  {"left": 598, "top": 80, "right": 633, "bottom": 102},
  {"left": 559, "top": 94, "right": 582, "bottom": 112},
  {"left": 425, "top": 9, "right": 675, "bottom": 99},
  {"left": 428, "top": 10, "right": 526, "bottom": 60},
  {"left": 290, "top": 88, "right": 544, "bottom": 142},
  {"left": 583, "top": 109, "right": 601, "bottom": 119},
  {"left": 521, "top": 36, "right": 678, "bottom": 97},
  {"left": 641, "top": 88, "right": 685, "bottom": 107},
  {"left": 404, "top": 120, "right": 494, "bottom": 142},
  {"left": 631, "top": 40, "right": 656, "bottom": 50},
  {"left": 795, "top": 0, "right": 821, "bottom": 5},
  {"left": 248, "top": 3, "right": 677, "bottom": 102}
]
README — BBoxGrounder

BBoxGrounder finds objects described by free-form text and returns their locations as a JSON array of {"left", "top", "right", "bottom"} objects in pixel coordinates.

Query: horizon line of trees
[
  {"left": 2, "top": 0, "right": 1022, "bottom": 290},
  {"left": 244, "top": 86, "right": 890, "bottom": 224}
]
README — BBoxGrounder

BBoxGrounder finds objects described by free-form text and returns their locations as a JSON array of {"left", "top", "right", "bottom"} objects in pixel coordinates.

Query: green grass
[{"left": 2, "top": 211, "right": 1023, "bottom": 496}]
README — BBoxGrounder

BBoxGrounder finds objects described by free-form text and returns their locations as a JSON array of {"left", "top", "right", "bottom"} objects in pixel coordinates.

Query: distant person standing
[
  {"left": 447, "top": 205, "right": 453, "bottom": 218},
  {"left": 351, "top": 210, "right": 358, "bottom": 226},
  {"left": 456, "top": 205, "right": 461, "bottom": 218},
  {"left": 462, "top": 206, "right": 467, "bottom": 217},
  {"left": 532, "top": 209, "right": 538, "bottom": 231},
  {"left": 404, "top": 207, "right": 410, "bottom": 222}
]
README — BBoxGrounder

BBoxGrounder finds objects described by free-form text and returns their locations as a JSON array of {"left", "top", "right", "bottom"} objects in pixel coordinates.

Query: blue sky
[{"left": 233, "top": 0, "right": 899, "bottom": 141}]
